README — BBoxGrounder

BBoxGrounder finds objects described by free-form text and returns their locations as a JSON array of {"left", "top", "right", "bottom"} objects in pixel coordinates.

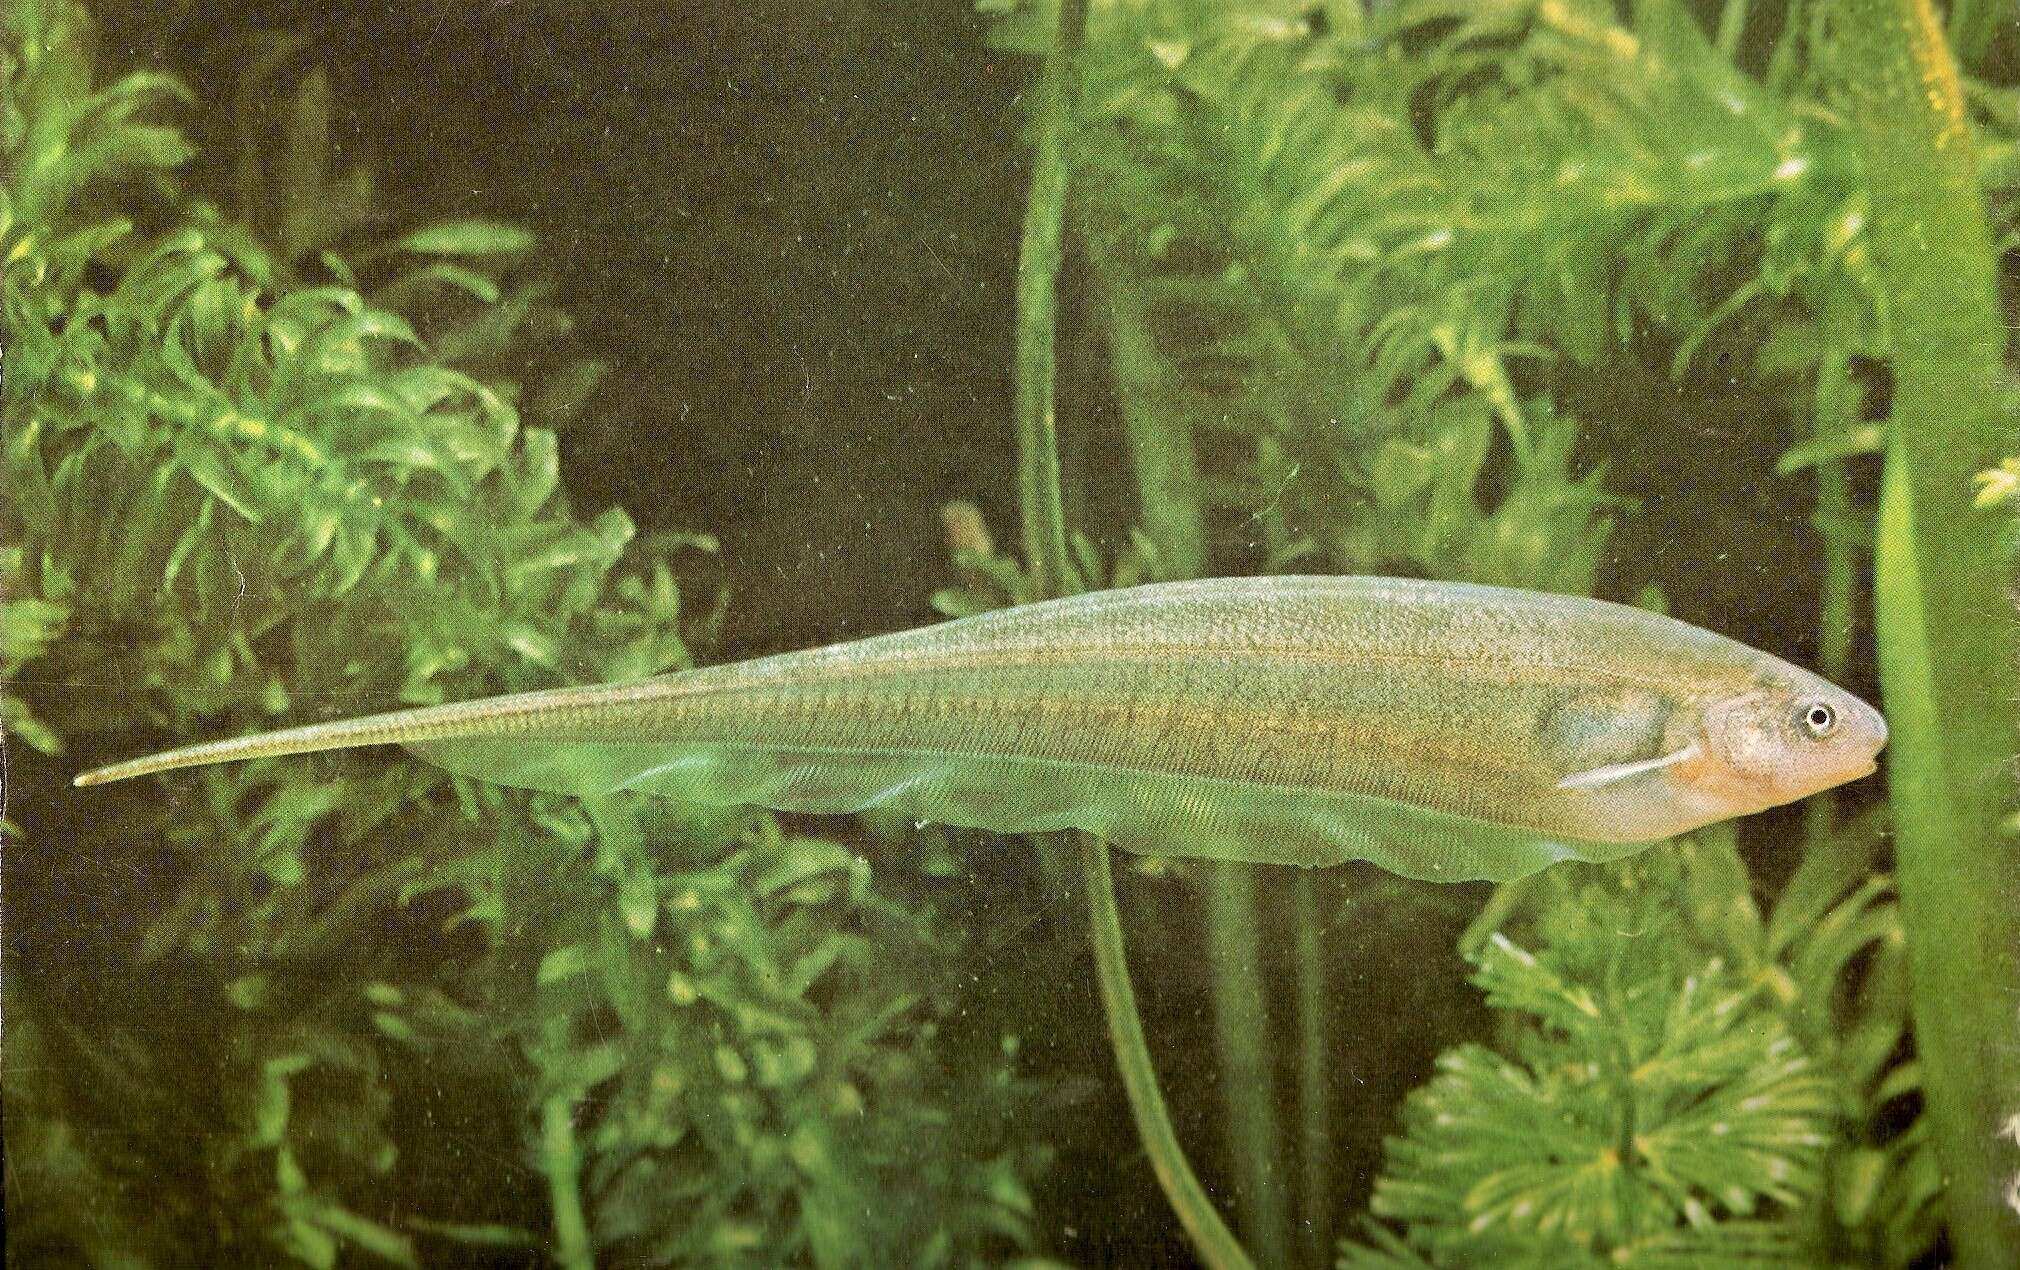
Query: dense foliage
[
  {"left": 2, "top": 3, "right": 1064, "bottom": 1265},
  {"left": 1015, "top": 0, "right": 1900, "bottom": 587},
  {"left": 981, "top": 0, "right": 2012, "bottom": 1264}
]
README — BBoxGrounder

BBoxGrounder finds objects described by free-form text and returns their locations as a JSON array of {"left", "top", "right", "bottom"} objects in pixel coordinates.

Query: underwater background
[{"left": 4, "top": 0, "right": 2017, "bottom": 1266}]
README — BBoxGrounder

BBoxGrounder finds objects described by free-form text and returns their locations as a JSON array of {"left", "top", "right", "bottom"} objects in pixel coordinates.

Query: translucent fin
[
  {"left": 409, "top": 737, "right": 1660, "bottom": 883},
  {"left": 1555, "top": 742, "right": 1701, "bottom": 791}
]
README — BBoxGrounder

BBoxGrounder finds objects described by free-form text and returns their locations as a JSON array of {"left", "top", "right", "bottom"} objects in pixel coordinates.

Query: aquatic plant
[
  {"left": 1009, "top": 0, "right": 1258, "bottom": 1266},
  {"left": 1338, "top": 821, "right": 1932, "bottom": 1267},
  {"left": 12, "top": 0, "right": 2013, "bottom": 1263},
  {"left": 1050, "top": 0, "right": 1854, "bottom": 584},
  {"left": 1834, "top": 0, "right": 2020, "bottom": 1261},
  {"left": 2, "top": 4, "right": 1064, "bottom": 1265},
  {"left": 984, "top": 0, "right": 2016, "bottom": 1264}
]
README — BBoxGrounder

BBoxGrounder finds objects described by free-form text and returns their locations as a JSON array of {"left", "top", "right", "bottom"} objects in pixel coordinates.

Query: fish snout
[
  {"left": 1843, "top": 692, "right": 1888, "bottom": 760},
  {"left": 1846, "top": 693, "right": 1888, "bottom": 774}
]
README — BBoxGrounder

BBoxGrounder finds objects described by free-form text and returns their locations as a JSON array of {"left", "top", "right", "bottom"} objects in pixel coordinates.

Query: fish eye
[{"left": 1799, "top": 701, "right": 1838, "bottom": 739}]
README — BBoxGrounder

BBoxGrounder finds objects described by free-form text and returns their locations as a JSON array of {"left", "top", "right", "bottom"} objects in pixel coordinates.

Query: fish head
[{"left": 1688, "top": 669, "right": 1888, "bottom": 815}]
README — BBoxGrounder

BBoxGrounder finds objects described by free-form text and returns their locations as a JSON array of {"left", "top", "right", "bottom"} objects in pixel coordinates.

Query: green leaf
[
  {"left": 161, "top": 494, "right": 216, "bottom": 590},
  {"left": 284, "top": 1217, "right": 339, "bottom": 1270},
  {"left": 537, "top": 944, "right": 590, "bottom": 985},
  {"left": 1775, "top": 424, "right": 1885, "bottom": 475},
  {"left": 405, "top": 1219, "right": 538, "bottom": 1248},
  {"left": 227, "top": 973, "right": 272, "bottom": 1010},
  {"left": 254, "top": 1069, "right": 292, "bottom": 1145},
  {"left": 375, "top": 261, "right": 502, "bottom": 307},
  {"left": 176, "top": 441, "right": 264, "bottom": 522},
  {"left": 371, "top": 1011, "right": 419, "bottom": 1045},
  {"left": 499, "top": 622, "right": 558, "bottom": 667},
  {"left": 308, "top": 1205, "right": 419, "bottom": 1268},
  {"left": 747, "top": 838, "right": 862, "bottom": 900},
  {"left": 618, "top": 865, "right": 657, "bottom": 940},
  {"left": 1834, "top": 1147, "right": 1890, "bottom": 1226},
  {"left": 395, "top": 220, "right": 535, "bottom": 257}
]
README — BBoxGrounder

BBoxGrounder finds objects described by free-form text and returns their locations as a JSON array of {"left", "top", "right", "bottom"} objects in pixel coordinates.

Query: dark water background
[{"left": 112, "top": 0, "right": 1038, "bottom": 655}]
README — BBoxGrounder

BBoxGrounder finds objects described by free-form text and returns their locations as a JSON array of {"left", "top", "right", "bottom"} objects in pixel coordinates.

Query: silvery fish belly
[{"left": 75, "top": 577, "right": 1887, "bottom": 882}]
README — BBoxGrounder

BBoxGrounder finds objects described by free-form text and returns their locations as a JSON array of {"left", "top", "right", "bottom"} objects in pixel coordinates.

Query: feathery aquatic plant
[
  {"left": 1045, "top": 0, "right": 1875, "bottom": 583},
  {"left": 3, "top": 5, "right": 1065, "bottom": 1265},
  {"left": 1340, "top": 825, "right": 1928, "bottom": 1268},
  {"left": 986, "top": 1, "right": 2001, "bottom": 1265}
]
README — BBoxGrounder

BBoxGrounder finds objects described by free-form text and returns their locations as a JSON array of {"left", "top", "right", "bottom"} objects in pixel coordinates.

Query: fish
[{"left": 73, "top": 576, "right": 1888, "bottom": 882}]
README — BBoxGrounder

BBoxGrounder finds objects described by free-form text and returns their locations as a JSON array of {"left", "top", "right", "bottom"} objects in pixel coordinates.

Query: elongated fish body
[{"left": 75, "top": 577, "right": 1886, "bottom": 881}]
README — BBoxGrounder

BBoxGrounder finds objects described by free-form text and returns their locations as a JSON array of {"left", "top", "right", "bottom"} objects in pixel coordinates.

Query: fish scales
[{"left": 581, "top": 580, "right": 1695, "bottom": 819}]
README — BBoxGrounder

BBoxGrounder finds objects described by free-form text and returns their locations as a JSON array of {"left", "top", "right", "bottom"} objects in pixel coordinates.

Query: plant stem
[
  {"left": 1012, "top": 0, "right": 1083, "bottom": 600},
  {"left": 1263, "top": 426, "right": 1334, "bottom": 1266},
  {"left": 1805, "top": 352, "right": 1859, "bottom": 844},
  {"left": 540, "top": 1094, "right": 594, "bottom": 1270},
  {"left": 1837, "top": 2, "right": 2020, "bottom": 1263},
  {"left": 1104, "top": 276, "right": 1207, "bottom": 576},
  {"left": 1714, "top": 0, "right": 1752, "bottom": 59},
  {"left": 1010, "top": 4, "right": 1252, "bottom": 1264},
  {"left": 1203, "top": 865, "right": 1291, "bottom": 1265},
  {"left": 1100, "top": 260, "right": 1284, "bottom": 1259},
  {"left": 1292, "top": 871, "right": 1334, "bottom": 1268},
  {"left": 1765, "top": 0, "right": 1811, "bottom": 93},
  {"left": 1811, "top": 354, "right": 1858, "bottom": 688},
  {"left": 1084, "top": 846, "right": 1257, "bottom": 1270}
]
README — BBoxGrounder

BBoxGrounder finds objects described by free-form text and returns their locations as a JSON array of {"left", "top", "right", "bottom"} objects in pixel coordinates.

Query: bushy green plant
[
  {"left": 1034, "top": 0, "right": 1871, "bottom": 582},
  {"left": 2, "top": 4, "right": 1063, "bottom": 1266},
  {"left": 486, "top": 799, "right": 1063, "bottom": 1268},
  {"left": 1338, "top": 825, "right": 1932, "bottom": 1269},
  {"left": 1004, "top": 0, "right": 2012, "bottom": 585}
]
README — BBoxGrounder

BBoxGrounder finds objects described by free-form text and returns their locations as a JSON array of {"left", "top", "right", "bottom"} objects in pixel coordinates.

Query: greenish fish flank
[{"left": 74, "top": 577, "right": 1887, "bottom": 882}]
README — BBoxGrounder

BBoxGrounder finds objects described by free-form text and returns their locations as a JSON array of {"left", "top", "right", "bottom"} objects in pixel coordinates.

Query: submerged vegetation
[
  {"left": 1835, "top": 3, "right": 2020, "bottom": 1262},
  {"left": 3, "top": 4, "right": 1063, "bottom": 1265},
  {"left": 1341, "top": 823, "right": 1929, "bottom": 1268},
  {"left": 998, "top": 0, "right": 2015, "bottom": 1263},
  {"left": 5, "top": 0, "right": 2016, "bottom": 1267}
]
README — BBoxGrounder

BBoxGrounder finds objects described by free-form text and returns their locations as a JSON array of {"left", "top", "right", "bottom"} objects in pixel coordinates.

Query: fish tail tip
[{"left": 74, "top": 763, "right": 138, "bottom": 787}]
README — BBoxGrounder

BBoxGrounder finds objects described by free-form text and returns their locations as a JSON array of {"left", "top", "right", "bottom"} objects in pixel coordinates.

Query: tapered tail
[
  {"left": 73, "top": 705, "right": 454, "bottom": 786},
  {"left": 70, "top": 682, "right": 629, "bottom": 787}
]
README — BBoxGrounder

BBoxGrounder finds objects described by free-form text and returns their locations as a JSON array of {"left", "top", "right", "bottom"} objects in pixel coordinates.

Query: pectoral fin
[{"left": 1556, "top": 741, "right": 1702, "bottom": 791}]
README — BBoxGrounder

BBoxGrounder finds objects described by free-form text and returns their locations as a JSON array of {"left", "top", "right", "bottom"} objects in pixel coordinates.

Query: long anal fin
[{"left": 411, "top": 736, "right": 1660, "bottom": 882}]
